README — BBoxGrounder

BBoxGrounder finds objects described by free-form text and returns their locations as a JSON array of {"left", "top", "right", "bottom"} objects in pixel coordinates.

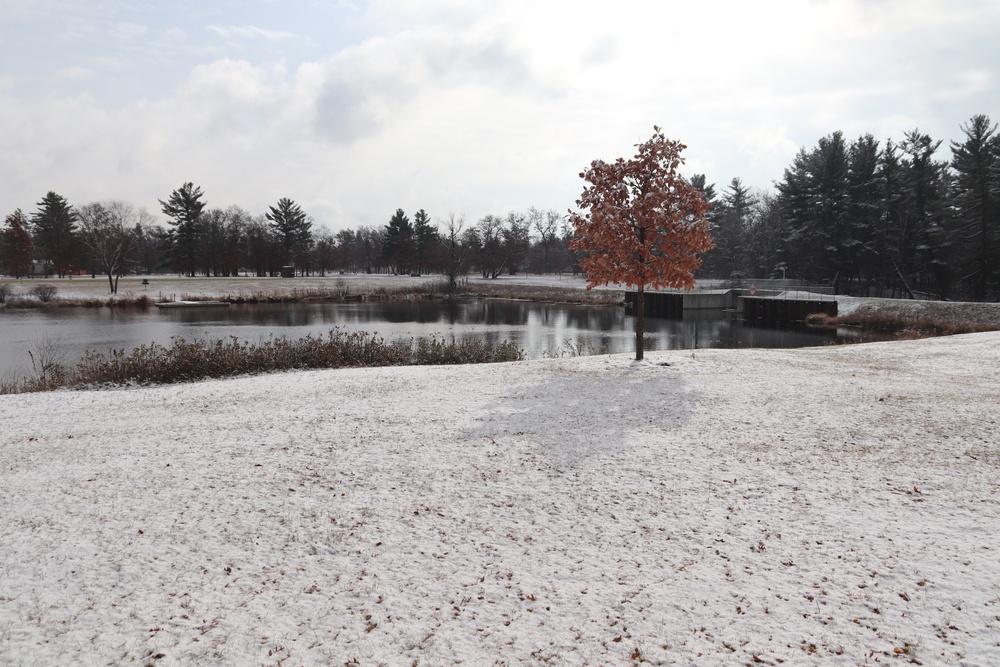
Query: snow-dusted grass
[
  {"left": 0, "top": 273, "right": 606, "bottom": 304},
  {"left": 837, "top": 296, "right": 1000, "bottom": 333},
  {"left": 2, "top": 332, "right": 999, "bottom": 664}
]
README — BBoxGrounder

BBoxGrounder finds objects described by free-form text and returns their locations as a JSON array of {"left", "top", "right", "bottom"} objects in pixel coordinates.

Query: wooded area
[
  {"left": 698, "top": 114, "right": 999, "bottom": 301},
  {"left": 1, "top": 114, "right": 997, "bottom": 300}
]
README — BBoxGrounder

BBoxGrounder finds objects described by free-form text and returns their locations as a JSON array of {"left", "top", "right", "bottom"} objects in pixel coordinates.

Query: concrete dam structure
[{"left": 624, "top": 287, "right": 837, "bottom": 327}]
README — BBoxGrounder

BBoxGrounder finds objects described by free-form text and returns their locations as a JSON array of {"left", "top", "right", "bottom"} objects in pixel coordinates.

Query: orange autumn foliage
[
  {"left": 569, "top": 127, "right": 714, "bottom": 291},
  {"left": 569, "top": 127, "right": 714, "bottom": 360}
]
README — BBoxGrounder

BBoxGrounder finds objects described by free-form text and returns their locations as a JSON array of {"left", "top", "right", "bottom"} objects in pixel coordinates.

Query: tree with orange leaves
[{"left": 569, "top": 127, "right": 714, "bottom": 360}]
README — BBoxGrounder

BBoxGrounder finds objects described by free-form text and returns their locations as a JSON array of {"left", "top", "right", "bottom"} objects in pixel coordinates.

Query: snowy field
[
  {"left": 1, "top": 332, "right": 999, "bottom": 665},
  {"left": 0, "top": 273, "right": 604, "bottom": 302}
]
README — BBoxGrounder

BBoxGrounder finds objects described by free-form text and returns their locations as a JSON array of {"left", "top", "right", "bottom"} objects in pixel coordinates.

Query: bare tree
[
  {"left": 77, "top": 201, "right": 151, "bottom": 294},
  {"left": 442, "top": 213, "right": 466, "bottom": 290},
  {"left": 529, "top": 207, "right": 562, "bottom": 273},
  {"left": 201, "top": 206, "right": 251, "bottom": 276},
  {"left": 312, "top": 226, "right": 337, "bottom": 276},
  {"left": 474, "top": 214, "right": 506, "bottom": 279},
  {"left": 357, "top": 226, "right": 384, "bottom": 274},
  {"left": 133, "top": 222, "right": 171, "bottom": 274}
]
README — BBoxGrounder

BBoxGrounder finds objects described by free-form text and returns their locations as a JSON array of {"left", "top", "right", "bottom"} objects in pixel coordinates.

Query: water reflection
[{"left": 0, "top": 298, "right": 887, "bottom": 377}]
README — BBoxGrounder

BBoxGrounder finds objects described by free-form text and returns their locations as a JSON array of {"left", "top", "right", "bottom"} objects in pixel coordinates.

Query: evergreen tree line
[{"left": 696, "top": 114, "right": 1000, "bottom": 301}]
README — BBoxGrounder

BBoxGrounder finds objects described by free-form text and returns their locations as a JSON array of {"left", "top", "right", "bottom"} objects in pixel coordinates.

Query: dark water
[{"left": 0, "top": 299, "right": 881, "bottom": 377}]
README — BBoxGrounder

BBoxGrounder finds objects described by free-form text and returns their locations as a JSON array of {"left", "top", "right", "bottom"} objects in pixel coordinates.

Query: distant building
[{"left": 30, "top": 260, "right": 53, "bottom": 277}]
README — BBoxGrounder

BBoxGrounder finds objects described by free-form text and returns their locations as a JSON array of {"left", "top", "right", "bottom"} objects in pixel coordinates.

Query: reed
[
  {"left": 35, "top": 329, "right": 524, "bottom": 390},
  {"left": 836, "top": 311, "right": 996, "bottom": 337}
]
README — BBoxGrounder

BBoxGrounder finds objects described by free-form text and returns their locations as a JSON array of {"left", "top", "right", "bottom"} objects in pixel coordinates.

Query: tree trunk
[{"left": 635, "top": 282, "right": 645, "bottom": 361}]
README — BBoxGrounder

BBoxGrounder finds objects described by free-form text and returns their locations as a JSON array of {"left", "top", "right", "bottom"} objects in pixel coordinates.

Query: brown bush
[
  {"left": 70, "top": 329, "right": 523, "bottom": 388},
  {"left": 29, "top": 284, "right": 57, "bottom": 302}
]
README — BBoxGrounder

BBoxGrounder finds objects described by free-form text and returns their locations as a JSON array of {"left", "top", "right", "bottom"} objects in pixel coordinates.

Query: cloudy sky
[{"left": 1, "top": 0, "right": 998, "bottom": 233}]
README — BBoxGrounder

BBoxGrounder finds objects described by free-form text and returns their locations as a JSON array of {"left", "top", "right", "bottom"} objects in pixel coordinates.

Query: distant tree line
[
  {"left": 325, "top": 207, "right": 578, "bottom": 282},
  {"left": 695, "top": 114, "right": 1000, "bottom": 301},
  {"left": 0, "top": 180, "right": 580, "bottom": 294},
  {"left": 2, "top": 113, "right": 996, "bottom": 300}
]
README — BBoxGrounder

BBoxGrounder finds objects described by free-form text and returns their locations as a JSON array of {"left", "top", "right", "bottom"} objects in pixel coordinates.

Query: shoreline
[
  {"left": 0, "top": 273, "right": 624, "bottom": 309},
  {"left": 3, "top": 273, "right": 1000, "bottom": 329}
]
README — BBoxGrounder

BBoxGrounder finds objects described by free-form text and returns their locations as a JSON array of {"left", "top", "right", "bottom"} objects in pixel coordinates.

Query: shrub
[
  {"left": 836, "top": 311, "right": 996, "bottom": 337},
  {"left": 3, "top": 328, "right": 523, "bottom": 393},
  {"left": 0, "top": 283, "right": 11, "bottom": 303},
  {"left": 22, "top": 335, "right": 67, "bottom": 391},
  {"left": 413, "top": 337, "right": 523, "bottom": 364},
  {"left": 72, "top": 329, "right": 524, "bottom": 388},
  {"left": 545, "top": 337, "right": 610, "bottom": 358},
  {"left": 29, "top": 284, "right": 57, "bottom": 302}
]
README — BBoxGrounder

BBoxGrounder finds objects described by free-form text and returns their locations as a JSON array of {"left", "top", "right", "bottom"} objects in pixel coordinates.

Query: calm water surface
[{"left": 0, "top": 299, "right": 873, "bottom": 377}]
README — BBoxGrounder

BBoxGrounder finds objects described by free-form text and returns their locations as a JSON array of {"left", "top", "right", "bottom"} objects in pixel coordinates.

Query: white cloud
[
  {"left": 207, "top": 24, "right": 296, "bottom": 42},
  {"left": 1, "top": 0, "right": 998, "bottom": 229},
  {"left": 114, "top": 21, "right": 147, "bottom": 40},
  {"left": 54, "top": 65, "right": 95, "bottom": 81}
]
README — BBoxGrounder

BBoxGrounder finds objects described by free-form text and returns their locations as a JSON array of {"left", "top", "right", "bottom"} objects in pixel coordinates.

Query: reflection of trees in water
[
  {"left": 734, "top": 324, "right": 835, "bottom": 348},
  {"left": 633, "top": 313, "right": 838, "bottom": 351},
  {"left": 221, "top": 300, "right": 840, "bottom": 350},
  {"left": 374, "top": 301, "right": 451, "bottom": 324},
  {"left": 471, "top": 300, "right": 530, "bottom": 326},
  {"left": 168, "top": 304, "right": 317, "bottom": 327},
  {"left": 195, "top": 300, "right": 624, "bottom": 331},
  {"left": 563, "top": 305, "right": 625, "bottom": 332}
]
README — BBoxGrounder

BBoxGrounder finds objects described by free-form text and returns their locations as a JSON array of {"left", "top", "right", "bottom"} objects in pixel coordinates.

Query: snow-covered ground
[
  {"left": 836, "top": 296, "right": 1000, "bottom": 328},
  {"left": 0, "top": 273, "right": 604, "bottom": 302},
  {"left": 2, "top": 332, "right": 999, "bottom": 665}
]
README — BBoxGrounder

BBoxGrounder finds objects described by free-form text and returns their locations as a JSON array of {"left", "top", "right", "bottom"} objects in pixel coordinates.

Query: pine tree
[
  {"left": 266, "top": 198, "right": 313, "bottom": 268},
  {"left": 950, "top": 114, "right": 1000, "bottom": 300},
  {"left": 778, "top": 132, "right": 851, "bottom": 288},
  {"left": 412, "top": 209, "right": 437, "bottom": 275},
  {"left": 844, "top": 134, "right": 881, "bottom": 293},
  {"left": 688, "top": 174, "right": 718, "bottom": 206},
  {"left": 875, "top": 139, "right": 912, "bottom": 297},
  {"left": 900, "top": 130, "right": 951, "bottom": 296},
  {"left": 1, "top": 209, "right": 35, "bottom": 278},
  {"left": 712, "top": 178, "right": 755, "bottom": 280},
  {"left": 31, "top": 191, "right": 78, "bottom": 277},
  {"left": 742, "top": 191, "right": 788, "bottom": 279},
  {"left": 382, "top": 209, "right": 414, "bottom": 274},
  {"left": 159, "top": 182, "right": 206, "bottom": 276},
  {"left": 502, "top": 211, "right": 530, "bottom": 276}
]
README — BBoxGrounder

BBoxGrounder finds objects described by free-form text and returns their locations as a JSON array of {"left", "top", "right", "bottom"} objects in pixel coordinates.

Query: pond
[{"left": 0, "top": 298, "right": 880, "bottom": 378}]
